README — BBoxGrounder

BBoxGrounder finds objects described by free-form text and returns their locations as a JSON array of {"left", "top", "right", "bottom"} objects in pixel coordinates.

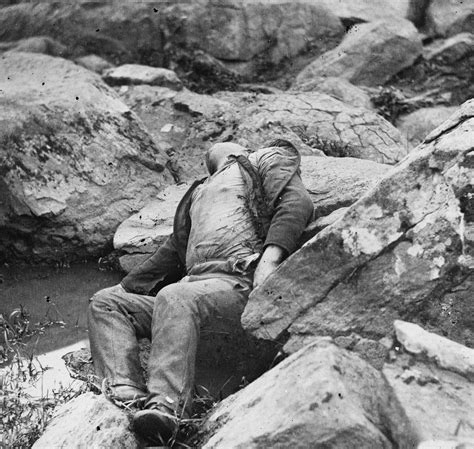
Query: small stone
[
  {"left": 103, "top": 64, "right": 183, "bottom": 90},
  {"left": 160, "top": 123, "right": 174, "bottom": 133}
]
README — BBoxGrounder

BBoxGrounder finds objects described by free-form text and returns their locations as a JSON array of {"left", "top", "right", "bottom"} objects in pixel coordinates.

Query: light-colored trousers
[{"left": 87, "top": 274, "right": 250, "bottom": 415}]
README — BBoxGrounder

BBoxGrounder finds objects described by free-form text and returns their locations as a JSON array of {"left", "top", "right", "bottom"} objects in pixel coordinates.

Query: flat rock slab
[
  {"left": 301, "top": 156, "right": 390, "bottom": 217},
  {"left": 0, "top": 52, "right": 172, "bottom": 263},
  {"left": 384, "top": 354, "right": 474, "bottom": 444},
  {"left": 103, "top": 64, "right": 183, "bottom": 90},
  {"left": 394, "top": 320, "right": 474, "bottom": 381},
  {"left": 32, "top": 392, "right": 140, "bottom": 448},
  {"left": 293, "top": 18, "right": 422, "bottom": 87},
  {"left": 202, "top": 340, "right": 415, "bottom": 448},
  {"left": 242, "top": 99, "right": 474, "bottom": 348}
]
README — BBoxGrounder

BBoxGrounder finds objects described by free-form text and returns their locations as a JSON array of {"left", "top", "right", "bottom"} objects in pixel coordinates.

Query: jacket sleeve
[
  {"left": 121, "top": 234, "right": 185, "bottom": 295},
  {"left": 263, "top": 172, "right": 314, "bottom": 255}
]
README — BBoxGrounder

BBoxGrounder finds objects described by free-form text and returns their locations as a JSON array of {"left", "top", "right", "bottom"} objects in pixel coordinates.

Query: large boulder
[
  {"left": 293, "top": 18, "right": 422, "bottom": 88},
  {"left": 425, "top": 0, "right": 474, "bottom": 37},
  {"left": 162, "top": 1, "right": 344, "bottom": 68},
  {"left": 0, "top": 3, "right": 164, "bottom": 65},
  {"left": 0, "top": 52, "right": 172, "bottom": 263},
  {"left": 32, "top": 392, "right": 140, "bottom": 449},
  {"left": 396, "top": 106, "right": 457, "bottom": 146},
  {"left": 201, "top": 340, "right": 415, "bottom": 448},
  {"left": 117, "top": 86, "right": 408, "bottom": 183},
  {"left": 301, "top": 156, "right": 391, "bottom": 218},
  {"left": 221, "top": 90, "right": 409, "bottom": 164},
  {"left": 242, "top": 99, "right": 474, "bottom": 349},
  {"left": 384, "top": 321, "right": 474, "bottom": 445}
]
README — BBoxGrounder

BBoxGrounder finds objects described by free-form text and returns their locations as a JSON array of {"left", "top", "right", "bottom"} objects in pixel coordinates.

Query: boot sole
[{"left": 133, "top": 410, "right": 175, "bottom": 445}]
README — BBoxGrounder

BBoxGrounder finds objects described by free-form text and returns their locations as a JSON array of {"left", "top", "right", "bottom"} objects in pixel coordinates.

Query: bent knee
[
  {"left": 89, "top": 284, "right": 123, "bottom": 306},
  {"left": 155, "top": 284, "right": 200, "bottom": 315}
]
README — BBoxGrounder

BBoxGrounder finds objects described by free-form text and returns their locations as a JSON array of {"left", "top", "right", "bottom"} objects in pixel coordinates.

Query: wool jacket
[{"left": 121, "top": 144, "right": 314, "bottom": 295}]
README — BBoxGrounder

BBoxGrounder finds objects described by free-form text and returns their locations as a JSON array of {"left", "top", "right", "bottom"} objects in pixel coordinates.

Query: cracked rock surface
[
  {"left": 242, "top": 99, "right": 474, "bottom": 349},
  {"left": 0, "top": 52, "right": 173, "bottom": 263},
  {"left": 119, "top": 86, "right": 408, "bottom": 174},
  {"left": 202, "top": 340, "right": 415, "bottom": 449}
]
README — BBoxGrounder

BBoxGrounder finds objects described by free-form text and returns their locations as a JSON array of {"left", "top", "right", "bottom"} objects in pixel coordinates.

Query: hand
[{"left": 253, "top": 245, "right": 286, "bottom": 289}]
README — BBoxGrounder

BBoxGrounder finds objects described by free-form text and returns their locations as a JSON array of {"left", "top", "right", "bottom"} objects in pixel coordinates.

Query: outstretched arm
[{"left": 254, "top": 170, "right": 314, "bottom": 288}]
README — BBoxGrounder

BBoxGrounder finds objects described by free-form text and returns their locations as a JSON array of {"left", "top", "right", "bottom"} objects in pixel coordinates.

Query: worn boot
[{"left": 133, "top": 403, "right": 178, "bottom": 445}]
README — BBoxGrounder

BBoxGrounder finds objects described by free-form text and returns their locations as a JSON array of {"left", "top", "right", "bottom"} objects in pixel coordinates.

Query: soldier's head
[{"left": 205, "top": 142, "right": 248, "bottom": 175}]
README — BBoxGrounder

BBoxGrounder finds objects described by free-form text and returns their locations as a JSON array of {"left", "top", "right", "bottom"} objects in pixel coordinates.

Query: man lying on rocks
[{"left": 87, "top": 139, "right": 313, "bottom": 445}]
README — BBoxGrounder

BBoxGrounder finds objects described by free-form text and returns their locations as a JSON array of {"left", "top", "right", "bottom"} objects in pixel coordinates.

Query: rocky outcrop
[
  {"left": 242, "top": 99, "right": 474, "bottom": 349},
  {"left": 202, "top": 340, "right": 415, "bottom": 448},
  {"left": 425, "top": 0, "right": 474, "bottom": 37},
  {"left": 0, "top": 52, "right": 172, "bottom": 263},
  {"left": 32, "top": 392, "right": 140, "bottom": 449},
  {"left": 119, "top": 86, "right": 408, "bottom": 175},
  {"left": 384, "top": 321, "right": 474, "bottom": 445},
  {"left": 292, "top": 76, "right": 373, "bottom": 109},
  {"left": 103, "top": 64, "right": 183, "bottom": 90},
  {"left": 0, "top": 3, "right": 164, "bottom": 65},
  {"left": 163, "top": 1, "right": 344, "bottom": 74},
  {"left": 396, "top": 106, "right": 457, "bottom": 146},
  {"left": 293, "top": 18, "right": 422, "bottom": 87}
]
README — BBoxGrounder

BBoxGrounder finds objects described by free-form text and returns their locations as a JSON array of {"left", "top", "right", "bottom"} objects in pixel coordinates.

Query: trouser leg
[
  {"left": 88, "top": 284, "right": 155, "bottom": 390},
  {"left": 147, "top": 276, "right": 250, "bottom": 415}
]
